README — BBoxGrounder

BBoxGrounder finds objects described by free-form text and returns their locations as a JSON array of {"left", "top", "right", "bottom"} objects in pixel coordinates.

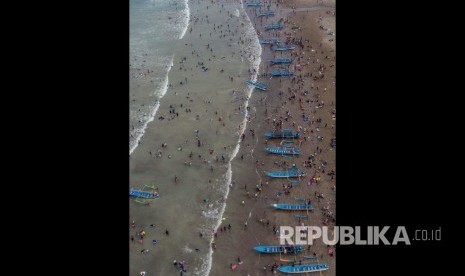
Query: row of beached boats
[
  {"left": 245, "top": 12, "right": 296, "bottom": 90},
  {"left": 244, "top": 8, "right": 331, "bottom": 273}
]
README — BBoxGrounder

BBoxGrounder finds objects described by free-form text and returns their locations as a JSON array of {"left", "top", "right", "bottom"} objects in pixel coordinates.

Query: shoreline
[
  {"left": 205, "top": 6, "right": 263, "bottom": 274},
  {"left": 130, "top": 0, "right": 266, "bottom": 275},
  {"left": 210, "top": 0, "right": 336, "bottom": 275},
  {"left": 129, "top": 0, "right": 335, "bottom": 275}
]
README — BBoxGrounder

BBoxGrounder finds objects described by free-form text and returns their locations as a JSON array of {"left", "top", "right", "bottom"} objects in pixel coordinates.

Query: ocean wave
[
  {"left": 129, "top": 55, "right": 174, "bottom": 155},
  {"left": 203, "top": 5, "right": 262, "bottom": 276},
  {"left": 183, "top": 245, "right": 194, "bottom": 254},
  {"left": 179, "top": 0, "right": 190, "bottom": 39}
]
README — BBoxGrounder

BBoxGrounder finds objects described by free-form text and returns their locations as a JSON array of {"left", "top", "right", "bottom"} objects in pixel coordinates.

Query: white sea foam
[
  {"left": 202, "top": 208, "right": 219, "bottom": 219},
  {"left": 203, "top": 5, "right": 262, "bottom": 276},
  {"left": 129, "top": 56, "right": 174, "bottom": 155},
  {"left": 179, "top": 0, "right": 190, "bottom": 39},
  {"left": 183, "top": 245, "right": 194, "bottom": 253}
]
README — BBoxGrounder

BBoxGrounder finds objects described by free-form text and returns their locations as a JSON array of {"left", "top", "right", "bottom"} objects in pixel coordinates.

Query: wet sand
[
  {"left": 209, "top": 0, "right": 336, "bottom": 275},
  {"left": 130, "top": 0, "right": 262, "bottom": 275},
  {"left": 129, "top": 0, "right": 335, "bottom": 275}
]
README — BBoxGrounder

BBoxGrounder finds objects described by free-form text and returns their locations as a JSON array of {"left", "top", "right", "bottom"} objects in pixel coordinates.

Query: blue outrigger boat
[
  {"left": 259, "top": 38, "right": 282, "bottom": 44},
  {"left": 130, "top": 185, "right": 159, "bottom": 204},
  {"left": 270, "top": 57, "right": 292, "bottom": 64},
  {"left": 278, "top": 263, "right": 329, "bottom": 274},
  {"left": 265, "top": 23, "right": 283, "bottom": 30},
  {"left": 265, "top": 146, "right": 301, "bottom": 155},
  {"left": 257, "top": 10, "right": 274, "bottom": 17},
  {"left": 254, "top": 245, "right": 303, "bottom": 254},
  {"left": 246, "top": 80, "right": 267, "bottom": 91},
  {"left": 264, "top": 128, "right": 299, "bottom": 139},
  {"left": 271, "top": 45, "right": 295, "bottom": 51},
  {"left": 265, "top": 169, "right": 306, "bottom": 178},
  {"left": 129, "top": 189, "right": 159, "bottom": 199},
  {"left": 272, "top": 203, "right": 315, "bottom": 211},
  {"left": 266, "top": 171, "right": 304, "bottom": 178},
  {"left": 271, "top": 69, "right": 295, "bottom": 77},
  {"left": 245, "top": 2, "right": 262, "bottom": 6}
]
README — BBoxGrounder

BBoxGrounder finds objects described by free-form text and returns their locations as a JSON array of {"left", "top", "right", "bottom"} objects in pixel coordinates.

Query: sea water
[
  {"left": 130, "top": 0, "right": 189, "bottom": 154},
  {"left": 130, "top": 0, "right": 261, "bottom": 275}
]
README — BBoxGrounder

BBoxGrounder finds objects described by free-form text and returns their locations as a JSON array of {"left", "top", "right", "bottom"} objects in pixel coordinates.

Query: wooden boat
[
  {"left": 129, "top": 189, "right": 159, "bottom": 198},
  {"left": 270, "top": 57, "right": 292, "bottom": 64},
  {"left": 266, "top": 165, "right": 305, "bottom": 178},
  {"left": 130, "top": 185, "right": 159, "bottom": 205},
  {"left": 257, "top": 10, "right": 274, "bottom": 17},
  {"left": 266, "top": 170, "right": 305, "bottom": 178},
  {"left": 271, "top": 69, "right": 295, "bottom": 76},
  {"left": 259, "top": 38, "right": 282, "bottom": 44},
  {"left": 294, "top": 214, "right": 309, "bottom": 219},
  {"left": 265, "top": 146, "right": 301, "bottom": 155},
  {"left": 253, "top": 245, "right": 303, "bottom": 254},
  {"left": 278, "top": 263, "right": 329, "bottom": 274},
  {"left": 246, "top": 80, "right": 267, "bottom": 91},
  {"left": 271, "top": 203, "right": 315, "bottom": 211},
  {"left": 271, "top": 45, "right": 296, "bottom": 51},
  {"left": 265, "top": 23, "right": 283, "bottom": 30},
  {"left": 245, "top": 2, "right": 262, "bottom": 6},
  {"left": 129, "top": 189, "right": 159, "bottom": 199},
  {"left": 264, "top": 128, "right": 299, "bottom": 139}
]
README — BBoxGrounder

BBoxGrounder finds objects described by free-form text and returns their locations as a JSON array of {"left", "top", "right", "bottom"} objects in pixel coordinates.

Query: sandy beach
[
  {"left": 209, "top": 0, "right": 336, "bottom": 275},
  {"left": 130, "top": 0, "right": 335, "bottom": 275}
]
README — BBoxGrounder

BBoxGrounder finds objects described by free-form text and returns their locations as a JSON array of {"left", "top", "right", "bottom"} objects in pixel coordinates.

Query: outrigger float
[{"left": 246, "top": 80, "right": 267, "bottom": 91}]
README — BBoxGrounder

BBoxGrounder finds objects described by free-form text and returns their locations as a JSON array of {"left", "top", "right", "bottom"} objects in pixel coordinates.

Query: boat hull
[
  {"left": 271, "top": 70, "right": 295, "bottom": 76},
  {"left": 246, "top": 80, "right": 267, "bottom": 91},
  {"left": 272, "top": 204, "right": 315, "bottom": 211},
  {"left": 265, "top": 171, "right": 306, "bottom": 178},
  {"left": 129, "top": 189, "right": 159, "bottom": 199},
  {"left": 265, "top": 147, "right": 301, "bottom": 155},
  {"left": 254, "top": 245, "right": 303, "bottom": 254},
  {"left": 245, "top": 2, "right": 262, "bottom": 6},
  {"left": 278, "top": 264, "right": 329, "bottom": 274}
]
